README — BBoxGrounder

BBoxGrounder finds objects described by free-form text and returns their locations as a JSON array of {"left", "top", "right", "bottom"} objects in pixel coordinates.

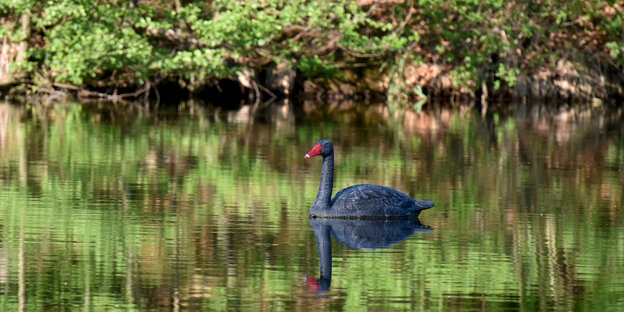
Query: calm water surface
[{"left": 0, "top": 102, "right": 623, "bottom": 311}]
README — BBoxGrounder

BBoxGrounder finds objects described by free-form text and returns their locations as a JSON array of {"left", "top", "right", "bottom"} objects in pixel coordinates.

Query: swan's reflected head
[{"left": 304, "top": 139, "right": 333, "bottom": 158}]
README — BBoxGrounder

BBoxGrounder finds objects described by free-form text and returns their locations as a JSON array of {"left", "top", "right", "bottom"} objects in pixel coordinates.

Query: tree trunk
[{"left": 16, "top": 11, "right": 31, "bottom": 63}]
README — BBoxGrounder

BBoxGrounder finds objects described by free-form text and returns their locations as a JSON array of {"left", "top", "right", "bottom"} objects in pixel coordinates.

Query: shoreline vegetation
[{"left": 1, "top": 0, "right": 623, "bottom": 110}]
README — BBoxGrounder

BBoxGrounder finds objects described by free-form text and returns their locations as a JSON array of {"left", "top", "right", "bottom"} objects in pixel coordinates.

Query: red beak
[{"left": 304, "top": 144, "right": 323, "bottom": 158}]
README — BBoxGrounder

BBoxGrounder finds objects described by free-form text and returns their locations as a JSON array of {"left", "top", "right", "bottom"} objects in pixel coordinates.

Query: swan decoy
[{"left": 305, "top": 139, "right": 434, "bottom": 218}]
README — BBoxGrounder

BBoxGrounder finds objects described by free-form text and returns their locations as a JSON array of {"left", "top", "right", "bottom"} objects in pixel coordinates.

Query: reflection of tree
[{"left": 0, "top": 102, "right": 621, "bottom": 310}]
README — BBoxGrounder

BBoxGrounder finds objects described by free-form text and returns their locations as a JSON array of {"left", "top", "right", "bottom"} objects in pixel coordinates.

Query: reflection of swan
[{"left": 305, "top": 218, "right": 432, "bottom": 292}]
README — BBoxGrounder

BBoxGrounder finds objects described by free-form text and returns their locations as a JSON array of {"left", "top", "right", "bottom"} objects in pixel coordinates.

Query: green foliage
[
  {"left": 386, "top": 54, "right": 427, "bottom": 113},
  {"left": 412, "top": 0, "right": 624, "bottom": 93},
  {"left": 607, "top": 41, "right": 624, "bottom": 66},
  {"left": 0, "top": 0, "right": 622, "bottom": 100},
  {"left": 297, "top": 55, "right": 339, "bottom": 77},
  {"left": 1, "top": 0, "right": 422, "bottom": 89},
  {"left": 495, "top": 63, "right": 520, "bottom": 90}
]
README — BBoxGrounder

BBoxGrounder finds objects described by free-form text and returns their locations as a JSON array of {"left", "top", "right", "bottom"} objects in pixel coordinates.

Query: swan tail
[{"left": 414, "top": 200, "right": 435, "bottom": 210}]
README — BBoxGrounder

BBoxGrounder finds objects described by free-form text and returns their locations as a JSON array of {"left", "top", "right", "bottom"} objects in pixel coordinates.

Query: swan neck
[{"left": 313, "top": 153, "right": 334, "bottom": 209}]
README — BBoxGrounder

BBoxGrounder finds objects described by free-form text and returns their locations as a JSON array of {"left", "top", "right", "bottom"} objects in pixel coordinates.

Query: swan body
[{"left": 305, "top": 139, "right": 434, "bottom": 218}]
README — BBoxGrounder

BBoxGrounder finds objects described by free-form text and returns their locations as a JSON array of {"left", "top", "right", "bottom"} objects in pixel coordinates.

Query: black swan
[{"left": 304, "top": 139, "right": 434, "bottom": 218}]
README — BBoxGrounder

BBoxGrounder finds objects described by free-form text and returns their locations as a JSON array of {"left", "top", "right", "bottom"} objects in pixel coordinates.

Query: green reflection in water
[{"left": 0, "top": 102, "right": 623, "bottom": 311}]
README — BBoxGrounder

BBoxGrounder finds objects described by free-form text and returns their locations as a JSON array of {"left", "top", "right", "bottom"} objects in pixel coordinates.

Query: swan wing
[{"left": 330, "top": 184, "right": 430, "bottom": 217}]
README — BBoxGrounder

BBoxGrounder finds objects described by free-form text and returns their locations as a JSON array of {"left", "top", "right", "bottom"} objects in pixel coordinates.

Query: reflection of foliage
[{"left": 0, "top": 104, "right": 622, "bottom": 310}]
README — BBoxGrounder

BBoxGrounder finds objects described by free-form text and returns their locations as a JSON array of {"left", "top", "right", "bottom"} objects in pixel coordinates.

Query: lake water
[{"left": 0, "top": 101, "right": 623, "bottom": 311}]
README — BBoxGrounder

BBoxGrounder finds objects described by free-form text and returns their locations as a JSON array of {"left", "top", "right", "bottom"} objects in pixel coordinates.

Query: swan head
[{"left": 304, "top": 139, "right": 333, "bottom": 158}]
